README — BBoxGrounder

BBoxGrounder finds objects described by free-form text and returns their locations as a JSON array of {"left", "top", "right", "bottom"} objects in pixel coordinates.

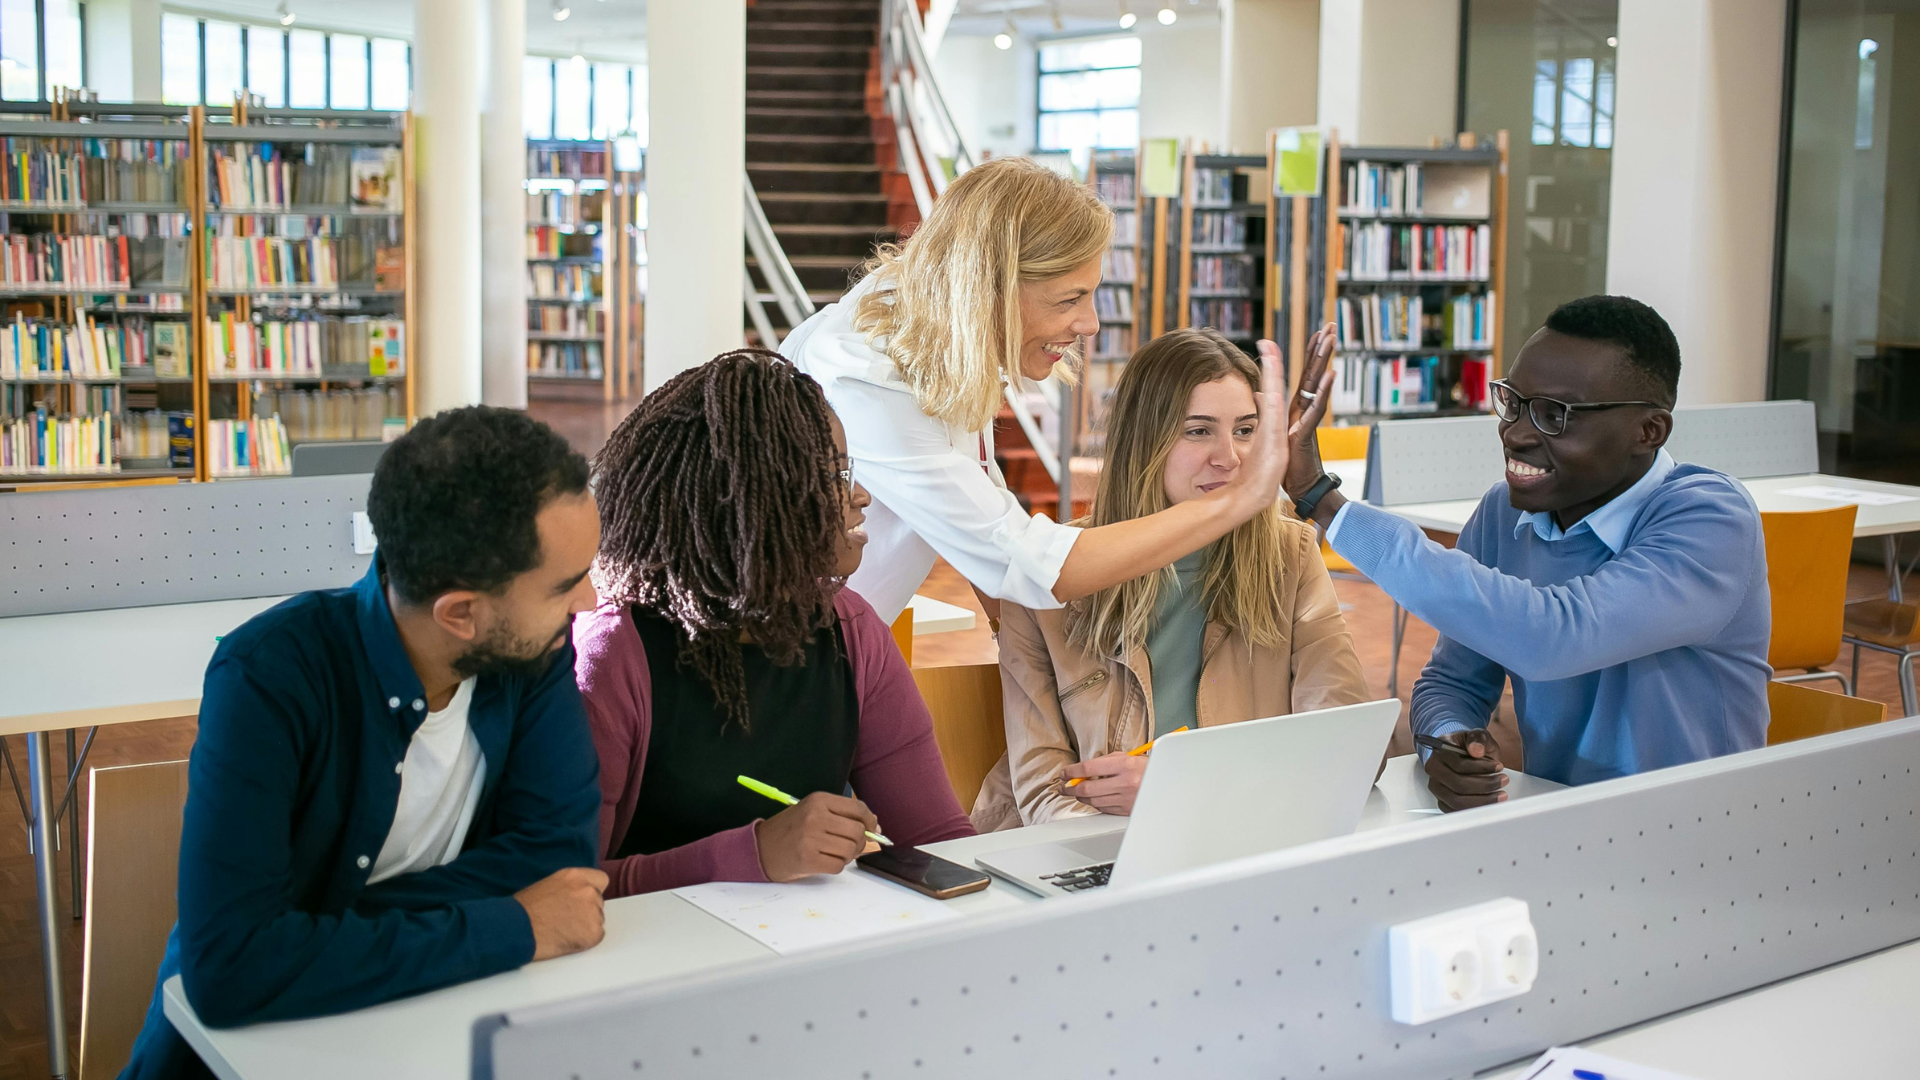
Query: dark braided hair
[{"left": 592, "top": 349, "right": 845, "bottom": 728}]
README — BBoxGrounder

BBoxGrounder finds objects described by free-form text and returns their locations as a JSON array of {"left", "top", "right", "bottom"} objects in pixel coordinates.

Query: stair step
[
  {"left": 745, "top": 66, "right": 868, "bottom": 93},
  {"left": 750, "top": 254, "right": 867, "bottom": 269},
  {"left": 743, "top": 21, "right": 877, "bottom": 45},
  {"left": 747, "top": 134, "right": 876, "bottom": 165},
  {"left": 747, "top": 89, "right": 867, "bottom": 106},
  {"left": 756, "top": 191, "right": 888, "bottom": 202},
  {"left": 746, "top": 107, "right": 872, "bottom": 137},
  {"left": 749, "top": 161, "right": 886, "bottom": 196},
  {"left": 773, "top": 223, "right": 899, "bottom": 237},
  {"left": 749, "top": 2, "right": 879, "bottom": 23},
  {"left": 747, "top": 44, "right": 873, "bottom": 61}
]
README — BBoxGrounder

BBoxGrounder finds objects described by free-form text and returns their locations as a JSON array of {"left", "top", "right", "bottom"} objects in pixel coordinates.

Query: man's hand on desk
[
  {"left": 516, "top": 866, "right": 609, "bottom": 961},
  {"left": 1062, "top": 752, "right": 1149, "bottom": 815},
  {"left": 1422, "top": 728, "right": 1509, "bottom": 812}
]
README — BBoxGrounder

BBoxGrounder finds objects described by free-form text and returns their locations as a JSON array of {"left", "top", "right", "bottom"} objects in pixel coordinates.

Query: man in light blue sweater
[{"left": 1282, "top": 295, "right": 1770, "bottom": 808}]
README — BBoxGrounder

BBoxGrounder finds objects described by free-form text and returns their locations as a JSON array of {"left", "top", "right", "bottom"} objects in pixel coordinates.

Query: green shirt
[{"left": 1146, "top": 547, "right": 1210, "bottom": 738}]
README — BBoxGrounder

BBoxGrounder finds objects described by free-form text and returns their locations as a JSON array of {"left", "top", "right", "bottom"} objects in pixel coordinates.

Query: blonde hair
[
  {"left": 1066, "top": 329, "right": 1297, "bottom": 662},
  {"left": 853, "top": 157, "right": 1113, "bottom": 432}
]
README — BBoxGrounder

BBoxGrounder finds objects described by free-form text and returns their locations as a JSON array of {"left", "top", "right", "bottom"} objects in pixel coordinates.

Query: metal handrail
[
  {"left": 879, "top": 0, "right": 975, "bottom": 217},
  {"left": 742, "top": 172, "right": 817, "bottom": 350}
]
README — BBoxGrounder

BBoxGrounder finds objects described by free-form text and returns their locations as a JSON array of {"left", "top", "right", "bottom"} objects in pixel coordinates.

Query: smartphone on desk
[{"left": 858, "top": 846, "right": 991, "bottom": 899}]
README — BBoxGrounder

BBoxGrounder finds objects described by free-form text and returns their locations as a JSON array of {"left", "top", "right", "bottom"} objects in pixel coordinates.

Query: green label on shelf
[
  {"left": 1140, "top": 138, "right": 1181, "bottom": 199},
  {"left": 1274, "top": 127, "right": 1324, "bottom": 197}
]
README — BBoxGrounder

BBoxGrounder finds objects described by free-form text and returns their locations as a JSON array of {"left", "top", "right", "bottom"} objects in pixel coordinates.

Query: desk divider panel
[
  {"left": 1363, "top": 401, "right": 1819, "bottom": 508},
  {"left": 1, "top": 475, "right": 371, "bottom": 618},
  {"left": 476, "top": 719, "right": 1920, "bottom": 1080}
]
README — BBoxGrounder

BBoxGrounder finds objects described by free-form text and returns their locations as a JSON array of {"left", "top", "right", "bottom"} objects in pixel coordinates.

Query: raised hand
[{"left": 1280, "top": 321, "right": 1338, "bottom": 501}]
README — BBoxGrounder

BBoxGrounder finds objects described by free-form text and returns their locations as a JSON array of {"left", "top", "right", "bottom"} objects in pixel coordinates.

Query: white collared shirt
[
  {"left": 782, "top": 274, "right": 1081, "bottom": 623},
  {"left": 1512, "top": 449, "right": 1677, "bottom": 554}
]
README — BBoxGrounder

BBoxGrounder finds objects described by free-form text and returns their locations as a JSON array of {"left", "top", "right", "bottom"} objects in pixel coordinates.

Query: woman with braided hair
[{"left": 572, "top": 349, "right": 974, "bottom": 897}]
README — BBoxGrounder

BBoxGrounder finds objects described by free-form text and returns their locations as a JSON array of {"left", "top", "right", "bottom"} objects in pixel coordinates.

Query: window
[
  {"left": 160, "top": 12, "right": 199, "bottom": 105},
  {"left": 523, "top": 56, "right": 554, "bottom": 139},
  {"left": 330, "top": 33, "right": 369, "bottom": 110},
  {"left": 371, "top": 37, "right": 409, "bottom": 111},
  {"left": 248, "top": 25, "right": 286, "bottom": 107},
  {"left": 1036, "top": 36, "right": 1140, "bottom": 153},
  {"left": 43, "top": 0, "right": 81, "bottom": 95},
  {"left": 591, "top": 62, "right": 630, "bottom": 139},
  {"left": 204, "top": 19, "right": 243, "bottom": 106},
  {"left": 0, "top": 0, "right": 84, "bottom": 101},
  {"left": 288, "top": 28, "right": 325, "bottom": 107},
  {"left": 554, "top": 55, "right": 591, "bottom": 140},
  {"left": 1528, "top": 56, "right": 1615, "bottom": 148}
]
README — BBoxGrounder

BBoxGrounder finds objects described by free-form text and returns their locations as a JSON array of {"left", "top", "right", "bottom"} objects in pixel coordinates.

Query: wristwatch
[{"left": 1292, "top": 472, "right": 1343, "bottom": 521}]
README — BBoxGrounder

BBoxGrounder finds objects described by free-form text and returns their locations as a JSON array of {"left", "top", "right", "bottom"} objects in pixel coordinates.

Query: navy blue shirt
[{"left": 122, "top": 559, "right": 601, "bottom": 1079}]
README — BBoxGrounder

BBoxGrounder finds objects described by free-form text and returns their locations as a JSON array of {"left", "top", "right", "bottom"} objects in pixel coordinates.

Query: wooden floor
[{"left": 1, "top": 396, "right": 1914, "bottom": 1077}]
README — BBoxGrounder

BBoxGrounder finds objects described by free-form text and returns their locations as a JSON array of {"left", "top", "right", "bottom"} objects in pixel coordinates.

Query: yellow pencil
[{"left": 1065, "top": 726, "right": 1188, "bottom": 788}]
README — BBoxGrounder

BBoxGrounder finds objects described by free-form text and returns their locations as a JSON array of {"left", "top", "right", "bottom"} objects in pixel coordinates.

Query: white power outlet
[
  {"left": 1388, "top": 897, "right": 1538, "bottom": 1024},
  {"left": 351, "top": 511, "right": 379, "bottom": 555}
]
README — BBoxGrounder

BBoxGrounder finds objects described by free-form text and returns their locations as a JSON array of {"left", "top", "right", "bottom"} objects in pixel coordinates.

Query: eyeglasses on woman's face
[{"left": 1489, "top": 379, "right": 1662, "bottom": 437}]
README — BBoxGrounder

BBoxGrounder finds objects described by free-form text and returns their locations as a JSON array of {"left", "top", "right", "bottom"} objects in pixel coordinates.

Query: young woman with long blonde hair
[
  {"left": 783, "top": 157, "right": 1327, "bottom": 625},
  {"left": 972, "top": 328, "right": 1369, "bottom": 830}
]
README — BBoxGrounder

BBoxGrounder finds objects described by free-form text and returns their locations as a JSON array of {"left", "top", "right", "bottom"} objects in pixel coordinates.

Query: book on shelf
[
  {"left": 82, "top": 139, "right": 189, "bottom": 205},
  {"left": 205, "top": 314, "right": 407, "bottom": 378},
  {"left": 1189, "top": 298, "right": 1257, "bottom": 338},
  {"left": 1, "top": 409, "right": 114, "bottom": 474},
  {"left": 1095, "top": 171, "right": 1135, "bottom": 205},
  {"left": 0, "top": 314, "right": 181, "bottom": 379},
  {"left": 168, "top": 411, "right": 194, "bottom": 469},
  {"left": 153, "top": 322, "right": 189, "bottom": 377},
  {"left": 527, "top": 340, "right": 604, "bottom": 378},
  {"left": 118, "top": 408, "right": 175, "bottom": 463},
  {"left": 1192, "top": 210, "right": 1248, "bottom": 248},
  {"left": 1101, "top": 247, "right": 1136, "bottom": 284},
  {"left": 1193, "top": 252, "right": 1255, "bottom": 292},
  {"left": 1330, "top": 354, "right": 1491, "bottom": 416},
  {"left": 206, "top": 416, "right": 292, "bottom": 477},
  {"left": 207, "top": 144, "right": 361, "bottom": 210},
  {"left": 1340, "top": 160, "right": 1423, "bottom": 215},
  {"left": 527, "top": 145, "right": 608, "bottom": 177},
  {"left": 1092, "top": 325, "right": 1132, "bottom": 360},
  {"left": 1336, "top": 294, "right": 1423, "bottom": 351},
  {"left": 526, "top": 262, "right": 599, "bottom": 300},
  {"left": 529, "top": 304, "right": 606, "bottom": 336},
  {"left": 526, "top": 226, "right": 599, "bottom": 260},
  {"left": 204, "top": 236, "right": 341, "bottom": 289},
  {"left": 525, "top": 189, "right": 606, "bottom": 226},
  {"left": 1191, "top": 167, "right": 1238, "bottom": 208},
  {"left": 349, "top": 148, "right": 403, "bottom": 214},
  {"left": 1340, "top": 221, "right": 1490, "bottom": 280},
  {"left": 0, "top": 140, "right": 85, "bottom": 204},
  {"left": 1444, "top": 292, "right": 1496, "bottom": 349},
  {"left": 1111, "top": 207, "right": 1138, "bottom": 246},
  {"left": 257, "top": 385, "right": 402, "bottom": 442},
  {"left": 1094, "top": 285, "right": 1133, "bottom": 322}
]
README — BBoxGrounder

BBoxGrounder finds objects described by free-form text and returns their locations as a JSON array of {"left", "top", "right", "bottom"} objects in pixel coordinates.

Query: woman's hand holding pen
[{"left": 1062, "top": 752, "right": 1150, "bottom": 815}]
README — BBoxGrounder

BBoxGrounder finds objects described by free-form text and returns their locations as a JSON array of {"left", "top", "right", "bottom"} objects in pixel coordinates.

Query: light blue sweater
[{"left": 1328, "top": 458, "right": 1772, "bottom": 786}]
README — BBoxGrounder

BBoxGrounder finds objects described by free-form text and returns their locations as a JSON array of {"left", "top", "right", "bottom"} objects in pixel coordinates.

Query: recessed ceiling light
[
  {"left": 553, "top": 1, "right": 571, "bottom": 21},
  {"left": 277, "top": 1, "right": 295, "bottom": 25},
  {"left": 1606, "top": 35, "right": 1618, "bottom": 47},
  {"left": 1157, "top": 6, "right": 1177, "bottom": 24}
]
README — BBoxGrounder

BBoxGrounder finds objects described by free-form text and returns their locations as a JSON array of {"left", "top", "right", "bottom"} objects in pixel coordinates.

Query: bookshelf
[
  {"left": 1082, "top": 150, "right": 1136, "bottom": 456},
  {"left": 1272, "top": 131, "right": 1508, "bottom": 426},
  {"left": 1173, "top": 153, "right": 1269, "bottom": 351},
  {"left": 197, "top": 104, "right": 413, "bottom": 480},
  {"left": 525, "top": 138, "right": 641, "bottom": 401},
  {"left": 0, "top": 101, "right": 199, "bottom": 484}
]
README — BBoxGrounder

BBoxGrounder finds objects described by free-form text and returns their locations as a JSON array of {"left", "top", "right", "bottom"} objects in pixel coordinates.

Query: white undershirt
[{"left": 368, "top": 676, "right": 486, "bottom": 884}]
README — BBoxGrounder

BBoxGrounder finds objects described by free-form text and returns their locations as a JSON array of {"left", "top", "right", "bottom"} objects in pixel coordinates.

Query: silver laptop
[{"left": 975, "top": 699, "right": 1401, "bottom": 898}]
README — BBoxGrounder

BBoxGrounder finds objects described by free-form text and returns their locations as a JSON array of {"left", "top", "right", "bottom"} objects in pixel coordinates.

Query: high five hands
[{"left": 1260, "top": 322, "right": 1341, "bottom": 521}]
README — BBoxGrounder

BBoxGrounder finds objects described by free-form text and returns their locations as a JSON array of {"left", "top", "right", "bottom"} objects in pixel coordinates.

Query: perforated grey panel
[
  {"left": 479, "top": 719, "right": 1920, "bottom": 1080},
  {"left": 1666, "top": 401, "right": 1819, "bottom": 479},
  {"left": 1370, "top": 415, "right": 1502, "bottom": 506},
  {"left": 1, "top": 474, "right": 369, "bottom": 617}
]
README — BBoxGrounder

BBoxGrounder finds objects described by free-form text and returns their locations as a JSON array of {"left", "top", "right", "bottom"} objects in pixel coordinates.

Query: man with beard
[{"left": 122, "top": 406, "right": 607, "bottom": 1080}]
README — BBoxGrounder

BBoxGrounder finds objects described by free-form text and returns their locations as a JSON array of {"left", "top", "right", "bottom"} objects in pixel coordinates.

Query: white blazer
[{"left": 782, "top": 274, "right": 1080, "bottom": 624}]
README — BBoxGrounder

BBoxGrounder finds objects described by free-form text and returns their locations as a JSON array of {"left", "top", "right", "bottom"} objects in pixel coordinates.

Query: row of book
[
  {"left": 205, "top": 315, "right": 407, "bottom": 378},
  {"left": 1090, "top": 324, "right": 1132, "bottom": 360},
  {"left": 0, "top": 316, "right": 189, "bottom": 379},
  {"left": 1442, "top": 291, "right": 1495, "bottom": 349},
  {"left": 1336, "top": 294, "right": 1424, "bottom": 351},
  {"left": 526, "top": 227, "right": 598, "bottom": 260},
  {"left": 1189, "top": 298, "right": 1258, "bottom": 338},
  {"left": 204, "top": 236, "right": 342, "bottom": 290},
  {"left": 120, "top": 408, "right": 174, "bottom": 462},
  {"left": 530, "top": 304, "right": 606, "bottom": 336},
  {"left": 526, "top": 190, "right": 605, "bottom": 226},
  {"left": 1191, "top": 168, "right": 1240, "bottom": 208},
  {"left": 1, "top": 409, "right": 114, "bottom": 473},
  {"left": 1095, "top": 171, "right": 1134, "bottom": 205},
  {"left": 1192, "top": 211, "right": 1249, "bottom": 249},
  {"left": 1341, "top": 222, "right": 1491, "bottom": 280},
  {"left": 1327, "top": 354, "right": 1492, "bottom": 416},
  {"left": 206, "top": 416, "right": 292, "bottom": 476},
  {"left": 1193, "top": 253, "right": 1256, "bottom": 293},
  {"left": 529, "top": 145, "right": 608, "bottom": 178},
  {"left": 0, "top": 145, "right": 85, "bottom": 205},
  {"left": 256, "top": 386, "right": 402, "bottom": 443},
  {"left": 1094, "top": 285, "right": 1133, "bottom": 322},
  {"left": 1111, "top": 207, "right": 1138, "bottom": 246},
  {"left": 1102, "top": 248, "right": 1136, "bottom": 284},
  {"left": 1340, "top": 160, "right": 1431, "bottom": 216},
  {"left": 0, "top": 233, "right": 179, "bottom": 289},
  {"left": 0, "top": 138, "right": 193, "bottom": 206},
  {"left": 528, "top": 263, "right": 599, "bottom": 301},
  {"left": 528, "top": 340, "right": 604, "bottom": 378},
  {"left": 206, "top": 145, "right": 402, "bottom": 212}
]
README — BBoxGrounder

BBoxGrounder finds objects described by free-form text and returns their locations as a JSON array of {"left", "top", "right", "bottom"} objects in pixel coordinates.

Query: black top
[{"left": 615, "top": 606, "right": 862, "bottom": 858}]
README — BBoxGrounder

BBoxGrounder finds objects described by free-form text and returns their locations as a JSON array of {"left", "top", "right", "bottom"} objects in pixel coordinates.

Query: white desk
[
  {"left": 906, "top": 593, "right": 976, "bottom": 635},
  {"left": 161, "top": 756, "right": 1559, "bottom": 1080}
]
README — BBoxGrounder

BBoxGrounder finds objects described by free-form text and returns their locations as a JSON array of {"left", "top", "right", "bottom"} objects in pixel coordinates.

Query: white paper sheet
[
  {"left": 673, "top": 870, "right": 963, "bottom": 955},
  {"left": 1515, "top": 1046, "right": 1703, "bottom": 1080},
  {"left": 1775, "top": 484, "right": 1918, "bottom": 507}
]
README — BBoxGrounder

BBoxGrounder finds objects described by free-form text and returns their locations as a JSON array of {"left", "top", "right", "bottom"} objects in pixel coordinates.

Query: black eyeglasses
[{"left": 1489, "top": 380, "right": 1663, "bottom": 437}]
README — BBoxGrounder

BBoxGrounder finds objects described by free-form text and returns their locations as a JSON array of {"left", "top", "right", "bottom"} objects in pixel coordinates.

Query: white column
[
  {"left": 83, "top": 0, "right": 162, "bottom": 102},
  {"left": 1220, "top": 0, "right": 1320, "bottom": 156},
  {"left": 1605, "top": 0, "right": 1786, "bottom": 405},
  {"left": 412, "top": 0, "right": 485, "bottom": 414},
  {"left": 480, "top": 0, "right": 528, "bottom": 408},
  {"left": 1316, "top": 0, "right": 1459, "bottom": 146},
  {"left": 644, "top": 0, "right": 745, "bottom": 392}
]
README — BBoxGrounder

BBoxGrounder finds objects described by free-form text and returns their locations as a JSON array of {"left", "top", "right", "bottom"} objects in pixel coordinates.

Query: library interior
[{"left": 2, "top": 1, "right": 1919, "bottom": 1078}]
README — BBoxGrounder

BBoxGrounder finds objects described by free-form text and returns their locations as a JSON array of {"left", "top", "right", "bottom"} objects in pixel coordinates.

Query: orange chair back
[
  {"left": 890, "top": 606, "right": 914, "bottom": 666},
  {"left": 1760, "top": 505, "right": 1857, "bottom": 671},
  {"left": 1315, "top": 424, "right": 1370, "bottom": 462},
  {"left": 1766, "top": 680, "right": 1886, "bottom": 745},
  {"left": 910, "top": 663, "right": 1007, "bottom": 810}
]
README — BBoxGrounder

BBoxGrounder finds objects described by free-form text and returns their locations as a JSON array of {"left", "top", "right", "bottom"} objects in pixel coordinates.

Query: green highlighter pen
[{"left": 736, "top": 774, "right": 893, "bottom": 847}]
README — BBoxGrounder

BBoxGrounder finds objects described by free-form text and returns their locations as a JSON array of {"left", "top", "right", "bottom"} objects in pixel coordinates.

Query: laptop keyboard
[{"left": 1040, "top": 862, "right": 1114, "bottom": 892}]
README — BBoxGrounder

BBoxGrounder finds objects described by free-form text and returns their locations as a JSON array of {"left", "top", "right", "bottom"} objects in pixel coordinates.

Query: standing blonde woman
[{"left": 783, "top": 157, "right": 1327, "bottom": 624}]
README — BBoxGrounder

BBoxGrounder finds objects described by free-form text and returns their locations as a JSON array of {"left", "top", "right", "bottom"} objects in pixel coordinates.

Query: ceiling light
[
  {"left": 1157, "top": 6, "right": 1176, "bottom": 24},
  {"left": 1119, "top": 2, "right": 1136, "bottom": 29},
  {"left": 277, "top": 1, "right": 295, "bottom": 25},
  {"left": 994, "top": 17, "right": 1015, "bottom": 49},
  {"left": 552, "top": 1, "right": 571, "bottom": 21},
  {"left": 1050, "top": 3, "right": 1064, "bottom": 31},
  {"left": 1606, "top": 35, "right": 1617, "bottom": 47},
  {"left": 571, "top": 52, "right": 586, "bottom": 65}
]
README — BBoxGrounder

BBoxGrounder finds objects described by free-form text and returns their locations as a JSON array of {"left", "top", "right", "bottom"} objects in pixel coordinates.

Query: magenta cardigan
[{"left": 571, "top": 588, "right": 975, "bottom": 897}]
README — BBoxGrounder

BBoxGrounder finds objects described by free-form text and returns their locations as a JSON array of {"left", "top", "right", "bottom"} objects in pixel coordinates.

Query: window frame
[{"left": 1034, "top": 33, "right": 1142, "bottom": 154}]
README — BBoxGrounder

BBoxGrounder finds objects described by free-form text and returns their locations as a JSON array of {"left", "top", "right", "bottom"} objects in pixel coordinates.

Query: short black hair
[
  {"left": 1543, "top": 295, "right": 1681, "bottom": 405},
  {"left": 368, "top": 405, "right": 590, "bottom": 605}
]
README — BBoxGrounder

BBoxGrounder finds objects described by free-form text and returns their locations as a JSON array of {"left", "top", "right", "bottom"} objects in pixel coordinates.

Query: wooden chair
[
  {"left": 1760, "top": 505, "right": 1857, "bottom": 693},
  {"left": 909, "top": 663, "right": 1006, "bottom": 811},
  {"left": 890, "top": 606, "right": 914, "bottom": 666},
  {"left": 80, "top": 760, "right": 189, "bottom": 1080},
  {"left": 1766, "top": 680, "right": 1887, "bottom": 745},
  {"left": 1314, "top": 425, "right": 1370, "bottom": 582}
]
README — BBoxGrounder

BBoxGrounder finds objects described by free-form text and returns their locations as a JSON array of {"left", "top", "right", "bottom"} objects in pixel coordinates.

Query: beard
[{"left": 452, "top": 617, "right": 570, "bottom": 681}]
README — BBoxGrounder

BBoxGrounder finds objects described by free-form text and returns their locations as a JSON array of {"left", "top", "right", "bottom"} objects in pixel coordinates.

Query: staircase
[{"left": 745, "top": 0, "right": 909, "bottom": 344}]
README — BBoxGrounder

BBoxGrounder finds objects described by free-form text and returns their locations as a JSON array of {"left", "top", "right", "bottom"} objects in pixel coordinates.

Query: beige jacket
[{"left": 971, "top": 521, "right": 1370, "bottom": 832}]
